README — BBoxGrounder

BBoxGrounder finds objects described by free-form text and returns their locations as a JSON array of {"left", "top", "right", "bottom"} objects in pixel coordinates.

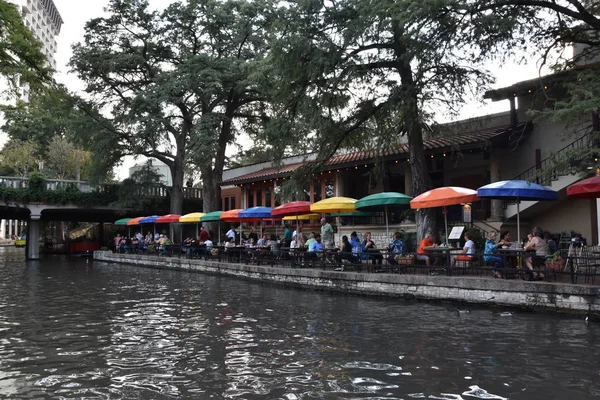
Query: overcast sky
[{"left": 51, "top": 0, "right": 543, "bottom": 179}]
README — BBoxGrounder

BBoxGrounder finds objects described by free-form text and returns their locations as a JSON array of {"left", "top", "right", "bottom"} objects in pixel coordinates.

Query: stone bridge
[{"left": 0, "top": 176, "right": 203, "bottom": 259}]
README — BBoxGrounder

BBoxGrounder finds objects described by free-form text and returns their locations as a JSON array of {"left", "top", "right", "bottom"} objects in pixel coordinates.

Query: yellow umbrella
[
  {"left": 179, "top": 212, "right": 206, "bottom": 238},
  {"left": 310, "top": 197, "right": 357, "bottom": 213},
  {"left": 282, "top": 213, "right": 321, "bottom": 221},
  {"left": 179, "top": 212, "right": 206, "bottom": 223}
]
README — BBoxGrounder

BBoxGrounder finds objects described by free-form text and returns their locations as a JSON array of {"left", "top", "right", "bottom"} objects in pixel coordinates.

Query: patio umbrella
[
  {"left": 567, "top": 175, "right": 600, "bottom": 199},
  {"left": 477, "top": 180, "right": 558, "bottom": 245},
  {"left": 126, "top": 216, "right": 146, "bottom": 238},
  {"left": 310, "top": 197, "right": 357, "bottom": 213},
  {"left": 410, "top": 187, "right": 479, "bottom": 245},
  {"left": 356, "top": 192, "right": 413, "bottom": 238},
  {"left": 273, "top": 201, "right": 314, "bottom": 238},
  {"left": 116, "top": 217, "right": 133, "bottom": 236},
  {"left": 156, "top": 214, "right": 182, "bottom": 224},
  {"left": 156, "top": 214, "right": 182, "bottom": 242},
  {"left": 221, "top": 209, "right": 260, "bottom": 244},
  {"left": 126, "top": 217, "right": 145, "bottom": 226},
  {"left": 180, "top": 212, "right": 206, "bottom": 238},
  {"left": 139, "top": 215, "right": 160, "bottom": 237},
  {"left": 239, "top": 207, "right": 273, "bottom": 237},
  {"left": 201, "top": 211, "right": 224, "bottom": 243}
]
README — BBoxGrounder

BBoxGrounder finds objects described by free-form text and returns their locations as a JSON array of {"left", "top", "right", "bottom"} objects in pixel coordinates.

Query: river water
[{"left": 0, "top": 247, "right": 598, "bottom": 399}]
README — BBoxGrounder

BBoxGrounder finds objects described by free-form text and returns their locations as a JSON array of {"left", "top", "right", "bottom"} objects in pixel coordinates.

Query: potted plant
[{"left": 545, "top": 252, "right": 564, "bottom": 271}]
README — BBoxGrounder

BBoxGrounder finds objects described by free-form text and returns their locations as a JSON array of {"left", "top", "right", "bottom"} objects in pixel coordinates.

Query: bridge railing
[{"left": 0, "top": 176, "right": 203, "bottom": 198}]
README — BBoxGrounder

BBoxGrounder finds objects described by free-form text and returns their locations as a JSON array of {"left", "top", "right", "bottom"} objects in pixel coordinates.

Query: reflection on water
[{"left": 0, "top": 247, "right": 598, "bottom": 399}]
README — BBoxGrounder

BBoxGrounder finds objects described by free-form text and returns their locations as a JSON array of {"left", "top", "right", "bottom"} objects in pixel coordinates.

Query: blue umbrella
[
  {"left": 139, "top": 215, "right": 160, "bottom": 237},
  {"left": 239, "top": 207, "right": 272, "bottom": 238},
  {"left": 477, "top": 180, "right": 558, "bottom": 244}
]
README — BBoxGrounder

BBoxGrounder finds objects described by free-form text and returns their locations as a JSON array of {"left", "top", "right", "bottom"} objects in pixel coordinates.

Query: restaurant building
[{"left": 220, "top": 73, "right": 599, "bottom": 246}]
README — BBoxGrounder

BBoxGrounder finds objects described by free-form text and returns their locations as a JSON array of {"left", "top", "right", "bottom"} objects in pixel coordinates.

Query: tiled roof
[
  {"left": 222, "top": 162, "right": 307, "bottom": 185},
  {"left": 222, "top": 124, "right": 519, "bottom": 185}
]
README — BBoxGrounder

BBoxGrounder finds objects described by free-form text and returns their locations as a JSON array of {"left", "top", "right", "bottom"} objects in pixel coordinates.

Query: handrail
[
  {"left": 511, "top": 128, "right": 592, "bottom": 186},
  {"left": 0, "top": 176, "right": 203, "bottom": 199}
]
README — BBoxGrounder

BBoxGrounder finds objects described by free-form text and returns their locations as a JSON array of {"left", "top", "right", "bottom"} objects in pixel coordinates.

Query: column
[
  {"left": 0, "top": 219, "right": 5, "bottom": 240},
  {"left": 27, "top": 215, "right": 41, "bottom": 260},
  {"left": 489, "top": 158, "right": 503, "bottom": 221},
  {"left": 8, "top": 220, "right": 13, "bottom": 239}
]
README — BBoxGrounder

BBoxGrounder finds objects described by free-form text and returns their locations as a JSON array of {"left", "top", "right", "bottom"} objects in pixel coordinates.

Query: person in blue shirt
[
  {"left": 484, "top": 231, "right": 504, "bottom": 278},
  {"left": 310, "top": 235, "right": 324, "bottom": 252},
  {"left": 387, "top": 231, "right": 406, "bottom": 265}
]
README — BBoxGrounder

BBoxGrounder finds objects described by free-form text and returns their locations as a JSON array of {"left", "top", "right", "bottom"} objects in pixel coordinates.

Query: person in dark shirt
[{"left": 199, "top": 226, "right": 210, "bottom": 242}]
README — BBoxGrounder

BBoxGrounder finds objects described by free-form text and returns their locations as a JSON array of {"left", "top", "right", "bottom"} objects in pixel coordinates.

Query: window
[
  {"left": 325, "top": 180, "right": 335, "bottom": 198},
  {"left": 256, "top": 189, "right": 263, "bottom": 206},
  {"left": 224, "top": 197, "right": 230, "bottom": 211},
  {"left": 265, "top": 188, "right": 272, "bottom": 207},
  {"left": 303, "top": 184, "right": 310, "bottom": 202},
  {"left": 230, "top": 196, "right": 236, "bottom": 209},
  {"left": 248, "top": 190, "right": 254, "bottom": 208},
  {"left": 314, "top": 181, "right": 322, "bottom": 202}
]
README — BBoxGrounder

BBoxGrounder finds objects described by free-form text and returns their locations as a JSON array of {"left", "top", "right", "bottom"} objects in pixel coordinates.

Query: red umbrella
[
  {"left": 272, "top": 201, "right": 312, "bottom": 217},
  {"left": 272, "top": 201, "right": 314, "bottom": 238},
  {"left": 155, "top": 214, "right": 182, "bottom": 223},
  {"left": 567, "top": 175, "right": 600, "bottom": 199}
]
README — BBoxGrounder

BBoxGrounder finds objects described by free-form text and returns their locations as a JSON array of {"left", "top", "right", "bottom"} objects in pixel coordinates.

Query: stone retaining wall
[{"left": 94, "top": 251, "right": 600, "bottom": 316}]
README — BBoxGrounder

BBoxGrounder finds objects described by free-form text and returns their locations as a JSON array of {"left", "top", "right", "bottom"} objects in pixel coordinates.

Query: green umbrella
[
  {"left": 201, "top": 211, "right": 224, "bottom": 243},
  {"left": 114, "top": 218, "right": 132, "bottom": 225},
  {"left": 355, "top": 192, "right": 412, "bottom": 237}
]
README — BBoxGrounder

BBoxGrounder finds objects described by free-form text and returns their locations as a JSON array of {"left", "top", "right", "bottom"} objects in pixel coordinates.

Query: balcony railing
[{"left": 0, "top": 176, "right": 203, "bottom": 199}]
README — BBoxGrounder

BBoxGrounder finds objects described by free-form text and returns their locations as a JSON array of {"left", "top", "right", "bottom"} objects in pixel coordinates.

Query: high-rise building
[{"left": 6, "top": 0, "right": 63, "bottom": 70}]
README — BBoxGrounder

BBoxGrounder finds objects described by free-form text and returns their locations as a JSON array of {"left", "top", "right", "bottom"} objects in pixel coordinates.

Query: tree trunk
[
  {"left": 394, "top": 32, "right": 436, "bottom": 242},
  {"left": 170, "top": 156, "right": 184, "bottom": 215}
]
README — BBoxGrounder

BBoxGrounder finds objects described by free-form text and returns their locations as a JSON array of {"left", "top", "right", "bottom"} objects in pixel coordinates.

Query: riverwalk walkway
[{"left": 94, "top": 251, "right": 600, "bottom": 316}]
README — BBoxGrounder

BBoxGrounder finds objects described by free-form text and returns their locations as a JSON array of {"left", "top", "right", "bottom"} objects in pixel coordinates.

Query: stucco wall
[{"left": 532, "top": 198, "right": 595, "bottom": 243}]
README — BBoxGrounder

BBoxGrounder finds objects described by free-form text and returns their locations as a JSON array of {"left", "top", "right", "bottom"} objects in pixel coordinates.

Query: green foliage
[
  {"left": 0, "top": 138, "right": 40, "bottom": 177},
  {"left": 0, "top": 86, "right": 112, "bottom": 182},
  {"left": 0, "top": 0, "right": 51, "bottom": 94},
  {"left": 69, "top": 0, "right": 273, "bottom": 213}
]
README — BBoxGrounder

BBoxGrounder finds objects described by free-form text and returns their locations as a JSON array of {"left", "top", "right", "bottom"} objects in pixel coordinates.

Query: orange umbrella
[
  {"left": 410, "top": 187, "right": 479, "bottom": 244},
  {"left": 126, "top": 216, "right": 146, "bottom": 226}
]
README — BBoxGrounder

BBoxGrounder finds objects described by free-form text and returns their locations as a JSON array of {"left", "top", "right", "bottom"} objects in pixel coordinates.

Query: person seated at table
[
  {"left": 181, "top": 237, "right": 193, "bottom": 256},
  {"left": 362, "top": 232, "right": 383, "bottom": 265},
  {"left": 498, "top": 231, "right": 513, "bottom": 248},
  {"left": 544, "top": 231, "right": 557, "bottom": 255},
  {"left": 158, "top": 234, "right": 172, "bottom": 256},
  {"left": 338, "top": 235, "right": 358, "bottom": 265},
  {"left": 417, "top": 230, "right": 437, "bottom": 266},
  {"left": 248, "top": 227, "right": 259, "bottom": 243},
  {"left": 451, "top": 232, "right": 476, "bottom": 267},
  {"left": 305, "top": 235, "right": 324, "bottom": 263},
  {"left": 257, "top": 234, "right": 269, "bottom": 247},
  {"left": 524, "top": 227, "right": 549, "bottom": 280},
  {"left": 305, "top": 233, "right": 316, "bottom": 251},
  {"left": 199, "top": 226, "right": 210, "bottom": 242},
  {"left": 144, "top": 231, "right": 153, "bottom": 244},
  {"left": 484, "top": 231, "right": 504, "bottom": 278},
  {"left": 388, "top": 231, "right": 406, "bottom": 265},
  {"left": 224, "top": 237, "right": 236, "bottom": 250}
]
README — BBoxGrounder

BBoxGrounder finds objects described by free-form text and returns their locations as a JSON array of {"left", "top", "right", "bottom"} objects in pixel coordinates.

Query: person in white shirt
[
  {"left": 451, "top": 232, "right": 475, "bottom": 267},
  {"left": 204, "top": 239, "right": 213, "bottom": 249},
  {"left": 226, "top": 227, "right": 236, "bottom": 242}
]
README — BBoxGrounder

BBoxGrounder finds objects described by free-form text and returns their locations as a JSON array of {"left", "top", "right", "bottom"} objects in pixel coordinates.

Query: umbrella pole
[
  {"left": 195, "top": 223, "right": 198, "bottom": 239},
  {"left": 517, "top": 201, "right": 521, "bottom": 246},
  {"left": 385, "top": 205, "right": 389, "bottom": 239},
  {"left": 218, "top": 223, "right": 221, "bottom": 245},
  {"left": 443, "top": 206, "right": 449, "bottom": 245},
  {"left": 240, "top": 222, "right": 242, "bottom": 245},
  {"left": 296, "top": 215, "right": 299, "bottom": 243}
]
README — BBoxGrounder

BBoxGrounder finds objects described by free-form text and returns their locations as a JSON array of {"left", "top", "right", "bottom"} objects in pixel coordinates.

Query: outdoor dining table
[
  {"left": 423, "top": 246, "right": 462, "bottom": 267},
  {"left": 496, "top": 247, "right": 534, "bottom": 278}
]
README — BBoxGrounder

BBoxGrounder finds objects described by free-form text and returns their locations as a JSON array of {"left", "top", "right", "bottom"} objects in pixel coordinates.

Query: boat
[{"left": 15, "top": 236, "right": 26, "bottom": 247}]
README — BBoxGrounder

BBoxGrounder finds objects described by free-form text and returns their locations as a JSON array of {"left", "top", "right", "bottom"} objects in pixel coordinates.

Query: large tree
[
  {"left": 70, "top": 0, "right": 271, "bottom": 214},
  {"left": 0, "top": 0, "right": 51, "bottom": 94},
  {"left": 265, "top": 0, "right": 518, "bottom": 238}
]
